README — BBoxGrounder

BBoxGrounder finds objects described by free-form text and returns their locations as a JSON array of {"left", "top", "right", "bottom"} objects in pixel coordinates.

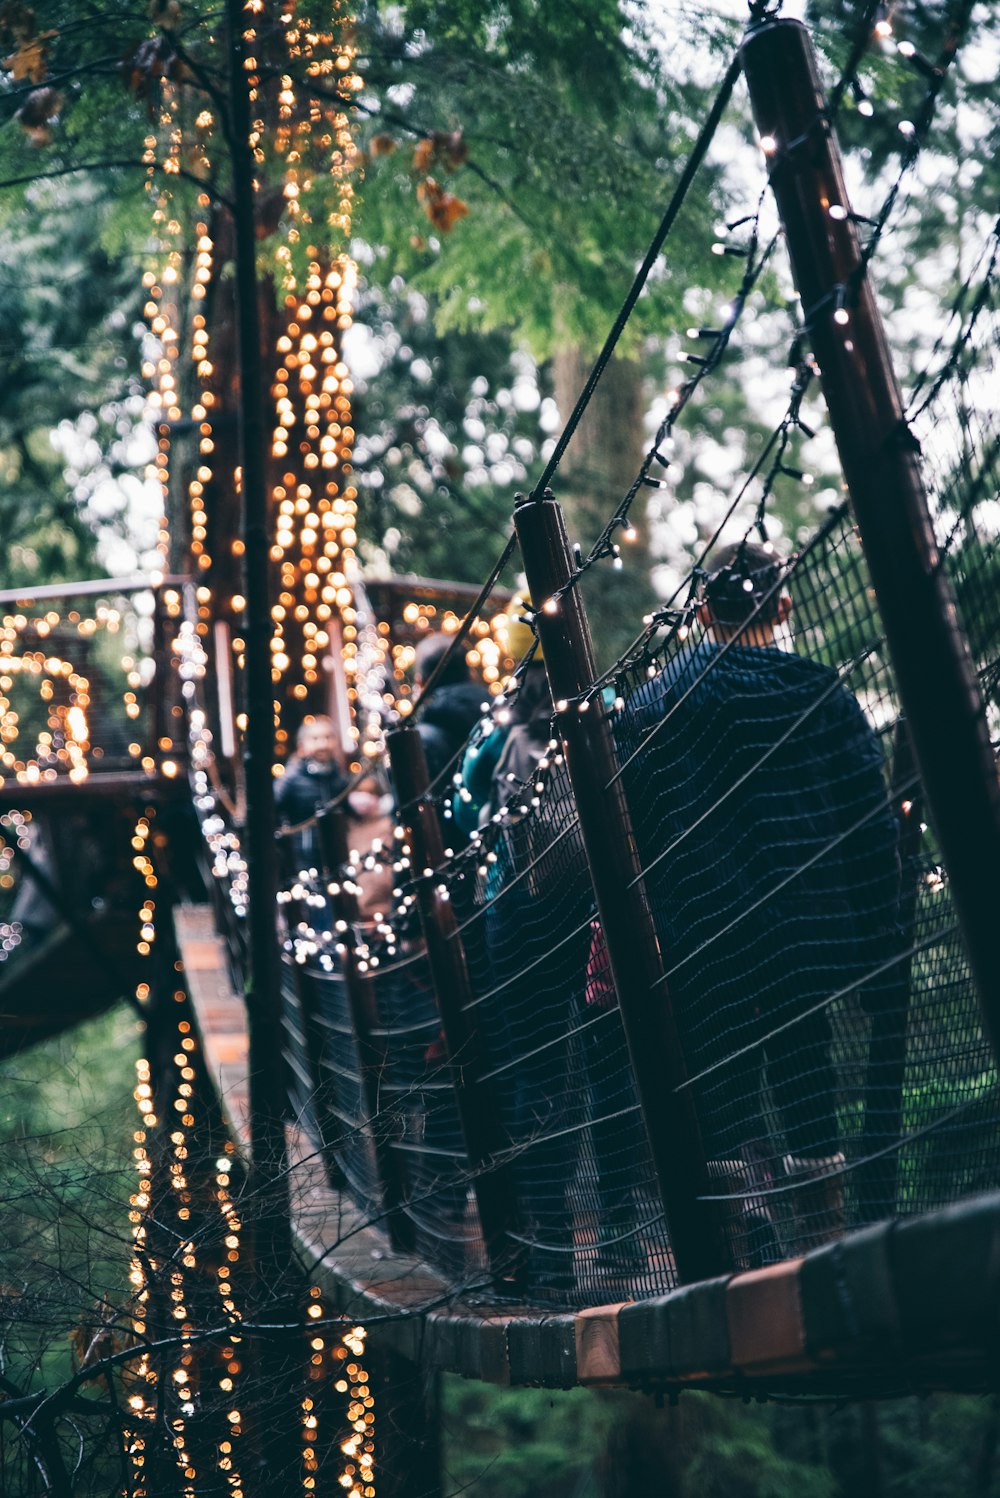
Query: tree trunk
[{"left": 552, "top": 348, "right": 653, "bottom": 671}]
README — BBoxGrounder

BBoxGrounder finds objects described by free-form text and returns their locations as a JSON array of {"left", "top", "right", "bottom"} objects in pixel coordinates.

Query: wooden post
[
  {"left": 151, "top": 586, "right": 170, "bottom": 758},
  {"left": 224, "top": 0, "right": 292, "bottom": 1282},
  {"left": 316, "top": 808, "right": 416, "bottom": 1252},
  {"left": 513, "top": 493, "right": 730, "bottom": 1283},
  {"left": 741, "top": 15, "right": 1000, "bottom": 1061},
  {"left": 386, "top": 726, "right": 526, "bottom": 1291}
]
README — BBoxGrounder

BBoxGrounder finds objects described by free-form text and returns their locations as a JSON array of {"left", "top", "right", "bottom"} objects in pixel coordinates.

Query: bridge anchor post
[
  {"left": 514, "top": 491, "right": 731, "bottom": 1284},
  {"left": 316, "top": 807, "right": 416, "bottom": 1253},
  {"left": 387, "top": 726, "right": 528, "bottom": 1292}
]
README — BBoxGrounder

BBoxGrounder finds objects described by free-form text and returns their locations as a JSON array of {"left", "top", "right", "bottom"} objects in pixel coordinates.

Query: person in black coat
[
  {"left": 412, "top": 633, "right": 490, "bottom": 787},
  {"left": 625, "top": 540, "right": 901, "bottom": 1248}
]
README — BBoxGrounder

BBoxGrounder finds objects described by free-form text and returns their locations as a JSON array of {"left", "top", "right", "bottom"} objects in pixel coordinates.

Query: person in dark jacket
[
  {"left": 625, "top": 540, "right": 901, "bottom": 1249},
  {"left": 275, "top": 716, "right": 350, "bottom": 871},
  {"left": 413, "top": 633, "right": 490, "bottom": 787}
]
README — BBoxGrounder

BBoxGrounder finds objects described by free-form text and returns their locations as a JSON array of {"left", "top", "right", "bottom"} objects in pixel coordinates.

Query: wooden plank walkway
[{"left": 178, "top": 902, "right": 1000, "bottom": 1396}]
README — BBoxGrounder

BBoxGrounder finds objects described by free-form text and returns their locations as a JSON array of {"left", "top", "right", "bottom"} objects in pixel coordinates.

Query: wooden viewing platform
[{"left": 178, "top": 901, "right": 1000, "bottom": 1398}]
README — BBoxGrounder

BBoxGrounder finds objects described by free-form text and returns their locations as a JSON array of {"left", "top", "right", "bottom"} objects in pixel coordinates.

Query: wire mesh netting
[
  {"left": 450, "top": 738, "right": 674, "bottom": 1304},
  {"left": 278, "top": 839, "right": 485, "bottom": 1277},
  {"left": 610, "top": 493, "right": 997, "bottom": 1266},
  {"left": 272, "top": 289, "right": 1000, "bottom": 1291},
  {"left": 250, "top": 68, "right": 1000, "bottom": 1309},
  {"left": 369, "top": 947, "right": 485, "bottom": 1277}
]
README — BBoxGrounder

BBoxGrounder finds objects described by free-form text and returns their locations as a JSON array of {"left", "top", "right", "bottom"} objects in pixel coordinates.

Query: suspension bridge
[{"left": 2, "top": 3, "right": 1000, "bottom": 1491}]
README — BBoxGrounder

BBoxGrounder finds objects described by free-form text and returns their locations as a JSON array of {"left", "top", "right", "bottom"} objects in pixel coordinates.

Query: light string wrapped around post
[{"left": 513, "top": 490, "right": 730, "bottom": 1283}]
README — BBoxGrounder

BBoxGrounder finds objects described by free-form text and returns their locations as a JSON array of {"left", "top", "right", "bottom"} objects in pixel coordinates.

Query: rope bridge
[{"left": 2, "top": 4, "right": 999, "bottom": 1403}]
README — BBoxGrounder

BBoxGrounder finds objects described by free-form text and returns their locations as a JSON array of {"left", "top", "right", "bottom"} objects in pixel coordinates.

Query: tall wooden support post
[
  {"left": 514, "top": 494, "right": 729, "bottom": 1283},
  {"left": 151, "top": 587, "right": 170, "bottom": 759},
  {"left": 741, "top": 17, "right": 1000, "bottom": 1060},
  {"left": 224, "top": 0, "right": 292, "bottom": 1278},
  {"left": 386, "top": 726, "right": 526, "bottom": 1291},
  {"left": 316, "top": 808, "right": 416, "bottom": 1252}
]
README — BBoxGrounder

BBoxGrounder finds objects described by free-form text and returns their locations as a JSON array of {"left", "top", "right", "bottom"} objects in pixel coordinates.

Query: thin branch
[{"left": 0, "top": 157, "right": 232, "bottom": 207}]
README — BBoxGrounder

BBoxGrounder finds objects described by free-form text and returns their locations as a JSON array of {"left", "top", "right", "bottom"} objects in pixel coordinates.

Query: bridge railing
[
  {"left": 0, "top": 576, "right": 191, "bottom": 972},
  {"left": 0, "top": 574, "right": 189, "bottom": 794},
  {"left": 244, "top": 249, "right": 1000, "bottom": 1304},
  {"left": 260, "top": 459, "right": 999, "bottom": 1307},
  {"left": 177, "top": 14, "right": 1000, "bottom": 1308}
]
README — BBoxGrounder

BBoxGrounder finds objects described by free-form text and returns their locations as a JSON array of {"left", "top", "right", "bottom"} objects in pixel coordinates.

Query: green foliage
[
  {"left": 443, "top": 1383, "right": 1000, "bottom": 1497},
  {"left": 442, "top": 1379, "right": 614, "bottom": 1496},
  {"left": 357, "top": 0, "right": 731, "bottom": 358},
  {"left": 0, "top": 1004, "right": 138, "bottom": 1395},
  {"left": 353, "top": 279, "right": 547, "bottom": 580},
  {"left": 0, "top": 175, "right": 148, "bottom": 585},
  {"left": 681, "top": 1412, "right": 836, "bottom": 1498}
]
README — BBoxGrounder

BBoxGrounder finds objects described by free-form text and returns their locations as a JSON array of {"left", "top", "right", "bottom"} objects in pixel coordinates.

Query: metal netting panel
[
  {"left": 300, "top": 963, "right": 383, "bottom": 1223},
  {"left": 612, "top": 508, "right": 998, "bottom": 1266},
  {"left": 451, "top": 750, "right": 675, "bottom": 1305},
  {"left": 369, "top": 943, "right": 485, "bottom": 1279}
]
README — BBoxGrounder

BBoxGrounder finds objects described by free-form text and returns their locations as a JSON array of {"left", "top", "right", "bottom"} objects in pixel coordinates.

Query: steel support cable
[
  {"left": 527, "top": 51, "right": 744, "bottom": 505},
  {"left": 269, "top": 25, "right": 858, "bottom": 850},
  {"left": 276, "top": 532, "right": 518, "bottom": 843},
  {"left": 457, "top": 907, "right": 596, "bottom": 1011},
  {"left": 520, "top": 214, "right": 783, "bottom": 623},
  {"left": 413, "top": 486, "right": 846, "bottom": 944},
  {"left": 406, "top": 491, "right": 833, "bottom": 921},
  {"left": 573, "top": 1, "right": 972, "bottom": 679},
  {"left": 825, "top": 0, "right": 884, "bottom": 118},
  {"left": 933, "top": 429, "right": 1000, "bottom": 568},
  {"left": 444, "top": 838, "right": 585, "bottom": 939},
  {"left": 907, "top": 217, "right": 1000, "bottom": 420},
  {"left": 566, "top": 222, "right": 782, "bottom": 592},
  {"left": 479, "top": 998, "right": 619, "bottom": 1084},
  {"left": 855, "top": 0, "right": 977, "bottom": 279},
  {"left": 405, "top": 531, "right": 518, "bottom": 726},
  {"left": 583, "top": 410, "right": 805, "bottom": 706}
]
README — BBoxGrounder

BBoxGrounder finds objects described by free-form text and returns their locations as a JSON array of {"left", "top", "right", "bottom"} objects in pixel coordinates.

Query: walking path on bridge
[{"left": 179, "top": 900, "right": 1000, "bottom": 1399}]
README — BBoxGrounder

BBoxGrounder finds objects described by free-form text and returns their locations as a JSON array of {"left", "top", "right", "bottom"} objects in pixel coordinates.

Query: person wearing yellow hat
[{"left": 451, "top": 594, "right": 543, "bottom": 837}]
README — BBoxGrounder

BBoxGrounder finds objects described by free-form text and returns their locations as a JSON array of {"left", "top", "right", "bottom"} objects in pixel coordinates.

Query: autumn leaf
[
  {"left": 411, "top": 130, "right": 467, "bottom": 175},
  {"left": 15, "top": 84, "right": 61, "bottom": 144},
  {"left": 369, "top": 132, "right": 397, "bottom": 157},
  {"left": 416, "top": 177, "right": 469, "bottom": 233},
  {"left": 412, "top": 137, "right": 435, "bottom": 174},
  {"left": 3, "top": 26, "right": 55, "bottom": 82}
]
